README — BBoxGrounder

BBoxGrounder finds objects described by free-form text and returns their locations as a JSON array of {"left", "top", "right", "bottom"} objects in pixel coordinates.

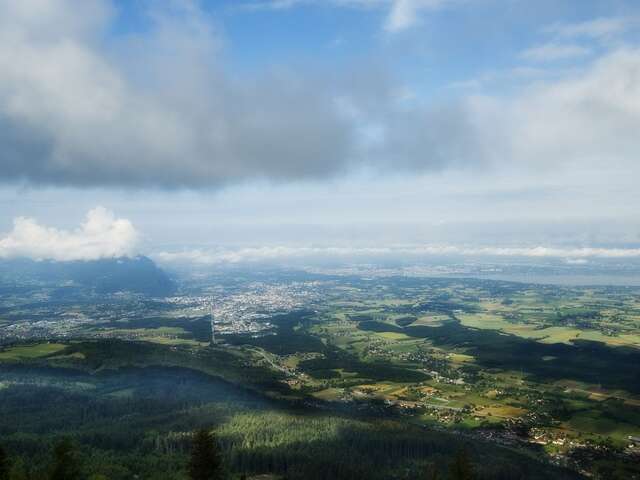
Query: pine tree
[
  {"left": 8, "top": 460, "right": 28, "bottom": 480},
  {"left": 448, "top": 449, "right": 473, "bottom": 480},
  {"left": 424, "top": 463, "right": 439, "bottom": 480},
  {"left": 50, "top": 438, "right": 82, "bottom": 480},
  {"left": 188, "top": 429, "right": 223, "bottom": 480},
  {"left": 0, "top": 445, "right": 9, "bottom": 480}
]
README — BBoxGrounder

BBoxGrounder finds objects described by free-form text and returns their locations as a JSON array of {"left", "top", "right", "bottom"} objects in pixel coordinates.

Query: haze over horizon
[{"left": 2, "top": 0, "right": 640, "bottom": 264}]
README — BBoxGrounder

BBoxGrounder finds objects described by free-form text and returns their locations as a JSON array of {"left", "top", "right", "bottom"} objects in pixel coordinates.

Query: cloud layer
[
  {"left": 0, "top": 1, "right": 639, "bottom": 191},
  {"left": 0, "top": 207, "right": 138, "bottom": 261},
  {"left": 5, "top": 0, "right": 478, "bottom": 189},
  {"left": 155, "top": 244, "right": 640, "bottom": 266},
  {"left": 0, "top": 0, "right": 356, "bottom": 187}
]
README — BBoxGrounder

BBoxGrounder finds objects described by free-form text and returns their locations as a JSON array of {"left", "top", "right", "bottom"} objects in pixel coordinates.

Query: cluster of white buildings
[{"left": 199, "top": 282, "right": 321, "bottom": 337}]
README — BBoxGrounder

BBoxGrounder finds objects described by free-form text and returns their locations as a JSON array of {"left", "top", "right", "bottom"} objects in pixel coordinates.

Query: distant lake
[{"left": 447, "top": 273, "right": 640, "bottom": 287}]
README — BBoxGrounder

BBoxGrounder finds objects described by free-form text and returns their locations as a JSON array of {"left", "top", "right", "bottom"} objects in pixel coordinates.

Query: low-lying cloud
[
  {"left": 0, "top": 207, "right": 138, "bottom": 261},
  {"left": 154, "top": 245, "right": 640, "bottom": 266}
]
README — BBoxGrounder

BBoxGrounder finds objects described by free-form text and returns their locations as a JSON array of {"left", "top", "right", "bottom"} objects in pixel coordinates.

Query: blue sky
[
  {"left": 1, "top": 0, "right": 640, "bottom": 264},
  {"left": 110, "top": 0, "right": 640, "bottom": 94}
]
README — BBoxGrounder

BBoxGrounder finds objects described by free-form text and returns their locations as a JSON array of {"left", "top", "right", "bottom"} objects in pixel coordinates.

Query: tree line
[{"left": 0, "top": 431, "right": 478, "bottom": 480}]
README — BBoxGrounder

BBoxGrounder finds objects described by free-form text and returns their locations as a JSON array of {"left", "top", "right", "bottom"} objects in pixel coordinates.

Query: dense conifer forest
[{"left": 0, "top": 365, "right": 582, "bottom": 480}]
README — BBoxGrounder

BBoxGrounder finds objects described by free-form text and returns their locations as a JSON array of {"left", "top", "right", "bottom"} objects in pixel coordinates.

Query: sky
[{"left": 1, "top": 0, "right": 640, "bottom": 265}]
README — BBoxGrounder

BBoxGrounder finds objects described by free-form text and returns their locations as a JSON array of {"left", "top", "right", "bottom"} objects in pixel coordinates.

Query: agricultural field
[
  {"left": 217, "top": 276, "right": 640, "bottom": 476},
  {"left": 1, "top": 273, "right": 639, "bottom": 478},
  {"left": 0, "top": 343, "right": 67, "bottom": 360}
]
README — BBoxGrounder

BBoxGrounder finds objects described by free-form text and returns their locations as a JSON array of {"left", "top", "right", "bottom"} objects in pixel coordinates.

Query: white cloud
[
  {"left": 443, "top": 46, "right": 640, "bottom": 178},
  {"left": 504, "top": 48, "right": 640, "bottom": 169},
  {"left": 0, "top": 207, "right": 138, "bottom": 261},
  {"left": 242, "top": 0, "right": 455, "bottom": 32},
  {"left": 385, "top": 0, "right": 419, "bottom": 31},
  {"left": 239, "top": 0, "right": 388, "bottom": 14},
  {"left": 385, "top": 0, "right": 451, "bottom": 32},
  {"left": 546, "top": 16, "right": 638, "bottom": 40},
  {"left": 520, "top": 43, "right": 591, "bottom": 62},
  {"left": 155, "top": 244, "right": 640, "bottom": 266}
]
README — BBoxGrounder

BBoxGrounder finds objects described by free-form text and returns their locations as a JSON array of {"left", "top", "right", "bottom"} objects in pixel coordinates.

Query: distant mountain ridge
[{"left": 0, "top": 256, "right": 177, "bottom": 297}]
